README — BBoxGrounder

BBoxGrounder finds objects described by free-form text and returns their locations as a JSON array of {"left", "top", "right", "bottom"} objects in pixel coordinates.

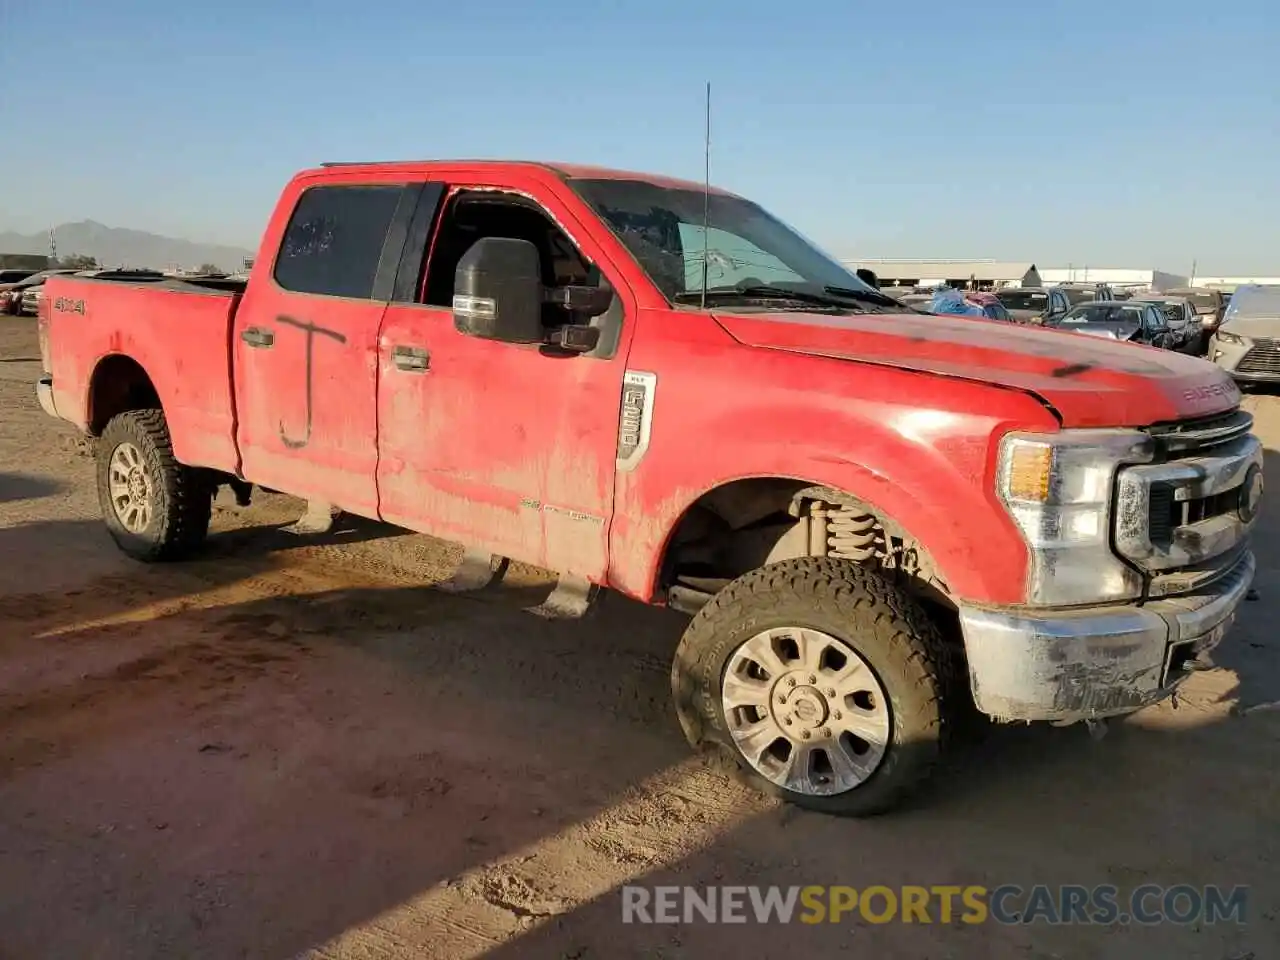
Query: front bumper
[
  {"left": 958, "top": 550, "right": 1255, "bottom": 722},
  {"left": 36, "top": 375, "right": 59, "bottom": 419},
  {"left": 1211, "top": 334, "right": 1280, "bottom": 382}
]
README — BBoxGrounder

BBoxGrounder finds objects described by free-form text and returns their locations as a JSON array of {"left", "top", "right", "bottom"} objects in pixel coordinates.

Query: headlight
[
  {"left": 1216, "top": 329, "right": 1244, "bottom": 345},
  {"left": 997, "top": 430, "right": 1153, "bottom": 606}
]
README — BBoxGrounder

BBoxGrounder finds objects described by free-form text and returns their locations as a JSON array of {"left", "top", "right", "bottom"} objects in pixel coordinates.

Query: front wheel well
[
  {"left": 87, "top": 355, "right": 161, "bottom": 435},
  {"left": 658, "top": 478, "right": 954, "bottom": 614}
]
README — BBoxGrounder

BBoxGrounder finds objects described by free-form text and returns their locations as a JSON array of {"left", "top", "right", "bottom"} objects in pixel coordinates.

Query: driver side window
[
  {"left": 417, "top": 189, "right": 623, "bottom": 359},
  {"left": 675, "top": 224, "right": 805, "bottom": 292}
]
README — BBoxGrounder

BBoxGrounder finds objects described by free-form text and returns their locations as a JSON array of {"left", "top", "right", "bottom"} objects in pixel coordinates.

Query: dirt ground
[{"left": 0, "top": 317, "right": 1276, "bottom": 960}]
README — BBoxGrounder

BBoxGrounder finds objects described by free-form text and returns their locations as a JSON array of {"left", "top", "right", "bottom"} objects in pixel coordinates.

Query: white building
[
  {"left": 844, "top": 259, "right": 1041, "bottom": 290},
  {"left": 1042, "top": 268, "right": 1280, "bottom": 294},
  {"left": 1040, "top": 267, "right": 1189, "bottom": 292},
  {"left": 1187, "top": 275, "right": 1280, "bottom": 292}
]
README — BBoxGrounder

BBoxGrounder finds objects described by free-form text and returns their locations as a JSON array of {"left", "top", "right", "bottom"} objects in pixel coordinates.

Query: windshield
[
  {"left": 1061, "top": 304, "right": 1144, "bottom": 325},
  {"left": 566, "top": 178, "right": 879, "bottom": 304},
  {"left": 995, "top": 290, "right": 1048, "bottom": 311},
  {"left": 1061, "top": 288, "right": 1098, "bottom": 305},
  {"left": 1181, "top": 291, "right": 1220, "bottom": 313}
]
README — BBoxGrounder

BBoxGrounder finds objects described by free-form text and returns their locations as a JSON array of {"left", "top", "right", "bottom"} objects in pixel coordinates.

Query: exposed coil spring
[{"left": 814, "top": 503, "right": 885, "bottom": 562}]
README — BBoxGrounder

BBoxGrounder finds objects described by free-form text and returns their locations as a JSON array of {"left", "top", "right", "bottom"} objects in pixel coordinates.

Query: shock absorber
[{"left": 809, "top": 500, "right": 885, "bottom": 563}]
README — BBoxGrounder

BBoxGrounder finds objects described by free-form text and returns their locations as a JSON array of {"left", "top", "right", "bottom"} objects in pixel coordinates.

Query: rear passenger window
[{"left": 274, "top": 184, "right": 405, "bottom": 299}]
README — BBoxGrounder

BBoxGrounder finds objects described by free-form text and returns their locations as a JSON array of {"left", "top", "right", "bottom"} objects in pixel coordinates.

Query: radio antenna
[{"left": 700, "top": 81, "right": 711, "bottom": 310}]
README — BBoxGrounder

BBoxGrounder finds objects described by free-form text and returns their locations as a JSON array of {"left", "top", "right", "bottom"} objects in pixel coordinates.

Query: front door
[
  {"left": 375, "top": 180, "right": 632, "bottom": 580},
  {"left": 233, "top": 179, "right": 420, "bottom": 518}
]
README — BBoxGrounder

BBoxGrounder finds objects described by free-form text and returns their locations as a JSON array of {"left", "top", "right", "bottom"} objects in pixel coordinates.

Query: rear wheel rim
[
  {"left": 107, "top": 441, "right": 154, "bottom": 534},
  {"left": 721, "top": 627, "right": 891, "bottom": 796}
]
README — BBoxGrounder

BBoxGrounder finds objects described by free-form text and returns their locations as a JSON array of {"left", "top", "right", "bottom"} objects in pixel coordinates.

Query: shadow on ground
[
  {"left": 0, "top": 516, "right": 692, "bottom": 959},
  {"left": 0, "top": 472, "right": 66, "bottom": 503},
  {"left": 1, "top": 421, "right": 1278, "bottom": 960},
  {"left": 1, "top": 507, "right": 1276, "bottom": 959},
  {"left": 1207, "top": 447, "right": 1280, "bottom": 713}
]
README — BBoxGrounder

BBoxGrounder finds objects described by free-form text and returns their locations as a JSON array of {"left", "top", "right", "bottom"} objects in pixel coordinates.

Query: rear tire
[
  {"left": 96, "top": 409, "right": 212, "bottom": 561},
  {"left": 671, "top": 557, "right": 958, "bottom": 817}
]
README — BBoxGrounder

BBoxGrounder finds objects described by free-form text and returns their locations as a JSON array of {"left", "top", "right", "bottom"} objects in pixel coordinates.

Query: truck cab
[{"left": 36, "top": 160, "right": 1261, "bottom": 816}]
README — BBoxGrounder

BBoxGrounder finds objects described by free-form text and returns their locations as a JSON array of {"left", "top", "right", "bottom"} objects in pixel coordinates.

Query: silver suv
[{"left": 1209, "top": 285, "right": 1280, "bottom": 384}]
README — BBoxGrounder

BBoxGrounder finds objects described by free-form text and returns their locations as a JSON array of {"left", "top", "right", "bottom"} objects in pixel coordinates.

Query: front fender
[{"left": 608, "top": 374, "right": 1055, "bottom": 607}]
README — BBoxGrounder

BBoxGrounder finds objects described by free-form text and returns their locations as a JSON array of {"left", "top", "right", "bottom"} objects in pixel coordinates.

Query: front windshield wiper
[
  {"left": 822, "top": 284, "right": 904, "bottom": 308},
  {"left": 672, "top": 285, "right": 854, "bottom": 310}
]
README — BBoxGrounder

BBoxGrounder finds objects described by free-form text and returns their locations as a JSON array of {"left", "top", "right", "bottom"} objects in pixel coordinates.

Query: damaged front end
[{"left": 959, "top": 409, "right": 1262, "bottom": 723}]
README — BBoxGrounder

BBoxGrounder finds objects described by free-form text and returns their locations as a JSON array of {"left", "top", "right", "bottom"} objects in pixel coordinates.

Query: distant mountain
[{"left": 0, "top": 221, "right": 255, "bottom": 272}]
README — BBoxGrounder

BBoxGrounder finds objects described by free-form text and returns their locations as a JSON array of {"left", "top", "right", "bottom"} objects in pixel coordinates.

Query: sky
[{"left": 1, "top": 0, "right": 1278, "bottom": 274}]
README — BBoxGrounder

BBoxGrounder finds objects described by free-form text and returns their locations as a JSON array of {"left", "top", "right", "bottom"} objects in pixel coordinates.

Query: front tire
[
  {"left": 96, "top": 409, "right": 212, "bottom": 561},
  {"left": 671, "top": 557, "right": 957, "bottom": 816}
]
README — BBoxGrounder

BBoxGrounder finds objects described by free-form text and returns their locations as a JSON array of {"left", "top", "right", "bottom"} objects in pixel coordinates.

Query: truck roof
[{"left": 310, "top": 159, "right": 736, "bottom": 196}]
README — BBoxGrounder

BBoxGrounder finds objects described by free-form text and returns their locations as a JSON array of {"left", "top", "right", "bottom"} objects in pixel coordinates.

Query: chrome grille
[
  {"left": 1145, "top": 409, "right": 1253, "bottom": 455},
  {"left": 1116, "top": 413, "right": 1261, "bottom": 575},
  {"left": 1237, "top": 337, "right": 1280, "bottom": 376}
]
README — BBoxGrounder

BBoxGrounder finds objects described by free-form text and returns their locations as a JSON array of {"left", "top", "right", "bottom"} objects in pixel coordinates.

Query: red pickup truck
[{"left": 36, "top": 160, "right": 1262, "bottom": 816}]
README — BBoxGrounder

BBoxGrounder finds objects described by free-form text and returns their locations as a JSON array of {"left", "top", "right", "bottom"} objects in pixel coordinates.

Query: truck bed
[{"left": 42, "top": 275, "right": 244, "bottom": 473}]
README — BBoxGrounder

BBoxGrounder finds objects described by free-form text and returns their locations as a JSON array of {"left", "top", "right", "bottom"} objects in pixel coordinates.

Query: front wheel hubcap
[
  {"left": 107, "top": 442, "right": 154, "bottom": 534},
  {"left": 721, "top": 627, "right": 891, "bottom": 796}
]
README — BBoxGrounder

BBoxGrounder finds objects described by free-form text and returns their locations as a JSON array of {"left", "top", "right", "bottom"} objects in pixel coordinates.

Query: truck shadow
[
  {"left": 201, "top": 508, "right": 413, "bottom": 559},
  {"left": 1201, "top": 445, "right": 1280, "bottom": 713},
  {"left": 0, "top": 521, "right": 694, "bottom": 958},
  {"left": 1, "top": 477, "right": 1276, "bottom": 958}
]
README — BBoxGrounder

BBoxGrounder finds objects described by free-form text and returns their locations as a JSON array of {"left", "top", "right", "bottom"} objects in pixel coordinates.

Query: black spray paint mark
[
  {"left": 275, "top": 314, "right": 347, "bottom": 449},
  {"left": 1051, "top": 362, "right": 1093, "bottom": 378}
]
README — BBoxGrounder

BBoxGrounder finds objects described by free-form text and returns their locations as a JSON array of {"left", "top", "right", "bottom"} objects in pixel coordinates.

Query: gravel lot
[{"left": 1, "top": 317, "right": 1277, "bottom": 959}]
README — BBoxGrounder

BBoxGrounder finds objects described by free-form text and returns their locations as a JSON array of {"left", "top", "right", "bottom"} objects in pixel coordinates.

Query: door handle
[
  {"left": 392, "top": 345, "right": 430, "bottom": 372},
  {"left": 241, "top": 327, "right": 274, "bottom": 348}
]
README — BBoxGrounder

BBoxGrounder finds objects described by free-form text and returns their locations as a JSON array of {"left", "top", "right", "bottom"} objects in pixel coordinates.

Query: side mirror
[
  {"left": 856, "top": 268, "right": 879, "bottom": 289},
  {"left": 544, "top": 284, "right": 613, "bottom": 316},
  {"left": 452, "top": 237, "right": 543, "bottom": 343}
]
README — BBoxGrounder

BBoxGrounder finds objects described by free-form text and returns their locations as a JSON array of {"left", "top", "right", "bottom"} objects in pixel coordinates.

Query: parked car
[
  {"left": 73, "top": 268, "right": 167, "bottom": 281},
  {"left": 994, "top": 286, "right": 1071, "bottom": 324},
  {"left": 1133, "top": 296, "right": 1204, "bottom": 353},
  {"left": 1208, "top": 284, "right": 1280, "bottom": 385},
  {"left": 34, "top": 158, "right": 1260, "bottom": 816},
  {"left": 0, "top": 268, "right": 39, "bottom": 294},
  {"left": 1051, "top": 300, "right": 1176, "bottom": 348},
  {"left": 1163, "top": 287, "right": 1228, "bottom": 336},
  {"left": 2, "top": 269, "right": 79, "bottom": 315},
  {"left": 964, "top": 291, "right": 1014, "bottom": 322},
  {"left": 1055, "top": 282, "right": 1116, "bottom": 305},
  {"left": 896, "top": 292, "right": 934, "bottom": 310},
  {"left": 927, "top": 290, "right": 1013, "bottom": 322},
  {"left": 18, "top": 268, "right": 170, "bottom": 315},
  {"left": 20, "top": 286, "right": 44, "bottom": 316}
]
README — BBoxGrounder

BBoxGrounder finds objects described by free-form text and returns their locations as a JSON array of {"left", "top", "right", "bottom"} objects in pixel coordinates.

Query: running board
[
  {"left": 286, "top": 499, "right": 340, "bottom": 535},
  {"left": 437, "top": 548, "right": 510, "bottom": 593},
  {"left": 526, "top": 574, "right": 600, "bottom": 619}
]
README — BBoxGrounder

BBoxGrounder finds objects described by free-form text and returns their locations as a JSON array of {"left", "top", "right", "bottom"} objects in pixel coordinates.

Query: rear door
[
  {"left": 233, "top": 178, "right": 421, "bottom": 517},
  {"left": 375, "top": 175, "right": 633, "bottom": 580}
]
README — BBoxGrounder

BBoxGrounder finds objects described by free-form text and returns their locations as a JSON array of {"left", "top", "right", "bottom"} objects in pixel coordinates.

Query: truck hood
[{"left": 713, "top": 309, "right": 1241, "bottom": 427}]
